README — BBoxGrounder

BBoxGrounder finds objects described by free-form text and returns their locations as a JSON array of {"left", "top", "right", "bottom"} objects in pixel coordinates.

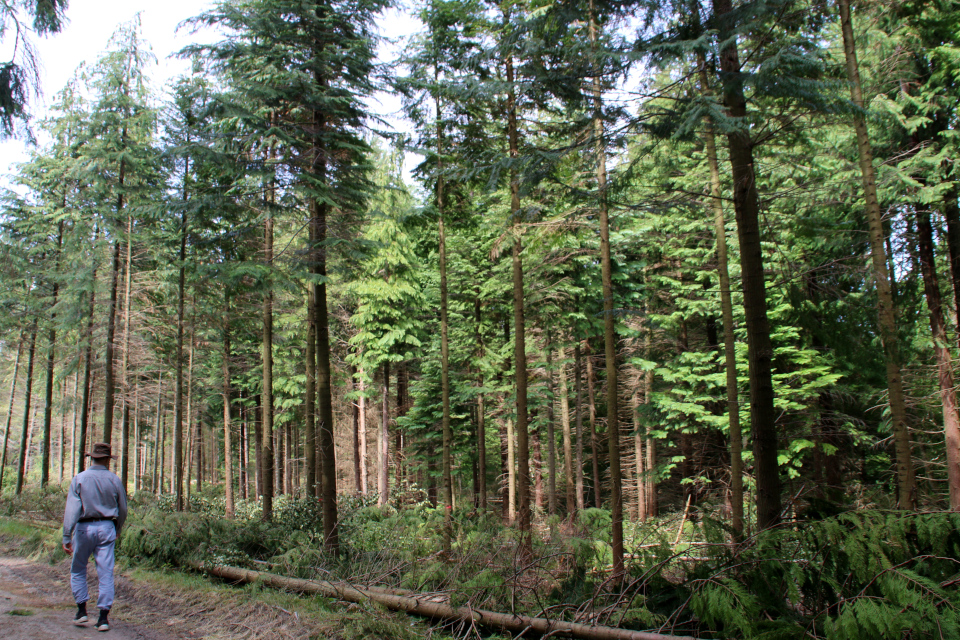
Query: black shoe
[
  {"left": 95, "top": 610, "right": 109, "bottom": 632},
  {"left": 74, "top": 601, "right": 88, "bottom": 625}
]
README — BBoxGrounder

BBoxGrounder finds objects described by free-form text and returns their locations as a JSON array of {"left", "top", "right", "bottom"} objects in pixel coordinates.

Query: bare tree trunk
[
  {"left": 159, "top": 406, "right": 166, "bottom": 494},
  {"left": 359, "top": 368, "right": 367, "bottom": 495},
  {"left": 261, "top": 205, "right": 275, "bottom": 519},
  {"left": 506, "top": 417, "right": 516, "bottom": 524},
  {"left": 78, "top": 233, "right": 99, "bottom": 473},
  {"left": 351, "top": 364, "right": 360, "bottom": 493},
  {"left": 574, "top": 343, "right": 585, "bottom": 512},
  {"left": 153, "top": 378, "right": 162, "bottom": 493},
  {"left": 505, "top": 46, "right": 531, "bottom": 545},
  {"left": 15, "top": 325, "right": 38, "bottom": 494},
  {"left": 133, "top": 381, "right": 140, "bottom": 492},
  {"left": 305, "top": 280, "right": 317, "bottom": 498},
  {"left": 559, "top": 347, "right": 575, "bottom": 516},
  {"left": 102, "top": 165, "right": 125, "bottom": 447},
  {"left": 546, "top": 336, "right": 557, "bottom": 516},
  {"left": 837, "top": 0, "right": 915, "bottom": 508},
  {"left": 174, "top": 179, "right": 189, "bottom": 510},
  {"left": 255, "top": 400, "right": 263, "bottom": 498},
  {"left": 70, "top": 369, "right": 77, "bottom": 477},
  {"left": 311, "top": 123, "right": 339, "bottom": 548},
  {"left": 59, "top": 376, "right": 66, "bottom": 484},
  {"left": 697, "top": 61, "right": 744, "bottom": 535},
  {"left": 438, "top": 121, "right": 454, "bottom": 546},
  {"left": 474, "top": 294, "right": 487, "bottom": 511},
  {"left": 588, "top": 0, "right": 623, "bottom": 577},
  {"left": 40, "top": 222, "right": 64, "bottom": 487},
  {"left": 185, "top": 325, "right": 197, "bottom": 504},
  {"left": 586, "top": 346, "right": 601, "bottom": 508},
  {"left": 379, "top": 362, "right": 390, "bottom": 505},
  {"left": 119, "top": 214, "right": 133, "bottom": 489},
  {"left": 633, "top": 387, "right": 645, "bottom": 521},
  {"left": 0, "top": 334, "right": 24, "bottom": 492},
  {"left": 916, "top": 209, "right": 960, "bottom": 509},
  {"left": 713, "top": 0, "right": 783, "bottom": 527},
  {"left": 222, "top": 294, "right": 235, "bottom": 518},
  {"left": 532, "top": 416, "right": 543, "bottom": 511}
]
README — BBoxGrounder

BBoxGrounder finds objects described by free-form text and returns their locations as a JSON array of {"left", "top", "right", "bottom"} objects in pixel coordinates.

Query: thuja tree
[
  {"left": 79, "top": 17, "right": 159, "bottom": 460},
  {"left": 187, "top": 0, "right": 387, "bottom": 545},
  {"left": 347, "top": 145, "right": 424, "bottom": 507}
]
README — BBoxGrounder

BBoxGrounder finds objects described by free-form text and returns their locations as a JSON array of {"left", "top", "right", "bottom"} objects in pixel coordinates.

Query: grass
[{"left": 0, "top": 514, "right": 455, "bottom": 640}]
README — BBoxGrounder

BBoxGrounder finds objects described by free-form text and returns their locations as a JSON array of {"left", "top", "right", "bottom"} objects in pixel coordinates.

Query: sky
[{"left": 0, "top": 0, "right": 420, "bottom": 185}]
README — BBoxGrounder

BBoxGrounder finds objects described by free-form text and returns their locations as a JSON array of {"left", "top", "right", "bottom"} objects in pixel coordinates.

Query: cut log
[{"left": 193, "top": 562, "right": 695, "bottom": 640}]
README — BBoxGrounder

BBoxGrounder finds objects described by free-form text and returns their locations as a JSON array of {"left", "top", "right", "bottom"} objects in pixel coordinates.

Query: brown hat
[{"left": 86, "top": 442, "right": 116, "bottom": 459}]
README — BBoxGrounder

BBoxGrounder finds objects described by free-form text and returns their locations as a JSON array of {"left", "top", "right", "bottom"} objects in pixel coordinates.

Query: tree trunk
[
  {"left": 698, "top": 62, "right": 744, "bottom": 536},
  {"left": 588, "top": 0, "right": 623, "bottom": 578},
  {"left": 312, "top": 209, "right": 338, "bottom": 541},
  {"left": 379, "top": 362, "right": 390, "bottom": 505},
  {"left": 506, "top": 417, "right": 516, "bottom": 524},
  {"left": 359, "top": 368, "right": 368, "bottom": 494},
  {"left": 438, "top": 107, "right": 454, "bottom": 546},
  {"left": 311, "top": 110, "right": 339, "bottom": 547},
  {"left": 644, "top": 322, "right": 657, "bottom": 518},
  {"left": 173, "top": 179, "right": 189, "bottom": 511},
  {"left": 546, "top": 337, "right": 557, "bottom": 516},
  {"left": 102, "top": 159, "right": 126, "bottom": 447},
  {"left": 153, "top": 378, "right": 162, "bottom": 493},
  {"left": 261, "top": 204, "right": 275, "bottom": 520},
  {"left": 40, "top": 222, "right": 64, "bottom": 487},
  {"left": 119, "top": 214, "right": 133, "bottom": 489},
  {"left": 633, "top": 387, "right": 645, "bottom": 521},
  {"left": 305, "top": 276, "right": 317, "bottom": 498},
  {"left": 574, "top": 343, "right": 585, "bottom": 512},
  {"left": 837, "top": 0, "right": 915, "bottom": 509},
  {"left": 0, "top": 334, "right": 24, "bottom": 492},
  {"left": 222, "top": 294, "right": 235, "bottom": 518},
  {"left": 713, "top": 0, "right": 783, "bottom": 527},
  {"left": 15, "top": 325, "right": 38, "bottom": 494},
  {"left": 133, "top": 382, "right": 140, "bottom": 492},
  {"left": 77, "top": 231, "right": 99, "bottom": 473},
  {"left": 185, "top": 324, "right": 197, "bottom": 504},
  {"left": 197, "top": 562, "right": 695, "bottom": 640},
  {"left": 158, "top": 405, "right": 166, "bottom": 494},
  {"left": 586, "top": 346, "right": 601, "bottom": 508},
  {"left": 915, "top": 209, "right": 960, "bottom": 509},
  {"left": 70, "top": 369, "right": 77, "bottom": 477},
  {"left": 505, "top": 47, "right": 531, "bottom": 544},
  {"left": 941, "top": 188, "right": 960, "bottom": 349},
  {"left": 532, "top": 416, "right": 543, "bottom": 511},
  {"left": 559, "top": 347, "right": 576, "bottom": 516},
  {"left": 474, "top": 294, "right": 487, "bottom": 511},
  {"left": 351, "top": 364, "right": 360, "bottom": 493}
]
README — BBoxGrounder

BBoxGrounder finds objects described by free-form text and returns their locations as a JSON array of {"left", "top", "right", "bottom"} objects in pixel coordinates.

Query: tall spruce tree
[{"left": 187, "top": 0, "right": 386, "bottom": 543}]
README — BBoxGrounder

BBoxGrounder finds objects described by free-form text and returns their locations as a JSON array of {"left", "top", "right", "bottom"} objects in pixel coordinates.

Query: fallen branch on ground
[{"left": 192, "top": 561, "right": 696, "bottom": 640}]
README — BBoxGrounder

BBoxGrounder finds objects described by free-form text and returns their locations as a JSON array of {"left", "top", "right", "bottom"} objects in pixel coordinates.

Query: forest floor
[{"left": 0, "top": 531, "right": 361, "bottom": 640}]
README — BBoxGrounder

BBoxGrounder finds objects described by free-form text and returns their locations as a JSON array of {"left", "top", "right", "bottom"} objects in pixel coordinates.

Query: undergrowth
[{"left": 3, "top": 486, "right": 958, "bottom": 639}]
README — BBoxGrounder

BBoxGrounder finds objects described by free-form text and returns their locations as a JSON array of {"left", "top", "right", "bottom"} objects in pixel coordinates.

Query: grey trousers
[{"left": 70, "top": 520, "right": 117, "bottom": 610}]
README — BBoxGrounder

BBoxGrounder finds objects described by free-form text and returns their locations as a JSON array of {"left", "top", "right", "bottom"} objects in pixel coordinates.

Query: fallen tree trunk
[{"left": 193, "top": 562, "right": 695, "bottom": 640}]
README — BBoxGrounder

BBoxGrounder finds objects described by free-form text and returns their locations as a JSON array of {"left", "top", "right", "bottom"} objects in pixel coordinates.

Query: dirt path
[{"left": 0, "top": 554, "right": 190, "bottom": 639}]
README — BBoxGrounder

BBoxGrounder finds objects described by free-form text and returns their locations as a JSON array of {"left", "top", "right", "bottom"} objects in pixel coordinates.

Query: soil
[
  {"left": 0, "top": 553, "right": 196, "bottom": 639},
  {"left": 0, "top": 534, "right": 347, "bottom": 640}
]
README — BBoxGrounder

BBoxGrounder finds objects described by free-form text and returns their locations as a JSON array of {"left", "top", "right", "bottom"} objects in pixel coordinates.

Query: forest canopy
[{"left": 2, "top": 0, "right": 960, "bottom": 638}]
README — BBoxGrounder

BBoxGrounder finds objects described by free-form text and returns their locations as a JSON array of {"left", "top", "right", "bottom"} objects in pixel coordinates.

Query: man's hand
[{"left": 63, "top": 542, "right": 73, "bottom": 555}]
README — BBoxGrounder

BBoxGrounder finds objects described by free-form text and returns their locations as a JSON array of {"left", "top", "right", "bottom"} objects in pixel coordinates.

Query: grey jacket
[{"left": 63, "top": 464, "right": 128, "bottom": 544}]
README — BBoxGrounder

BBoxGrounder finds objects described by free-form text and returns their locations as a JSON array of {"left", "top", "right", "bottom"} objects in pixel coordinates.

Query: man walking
[{"left": 62, "top": 442, "right": 128, "bottom": 632}]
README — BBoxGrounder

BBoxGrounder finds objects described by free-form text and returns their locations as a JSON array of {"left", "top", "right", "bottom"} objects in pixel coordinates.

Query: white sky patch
[{"left": 1, "top": 0, "right": 423, "bottom": 188}]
